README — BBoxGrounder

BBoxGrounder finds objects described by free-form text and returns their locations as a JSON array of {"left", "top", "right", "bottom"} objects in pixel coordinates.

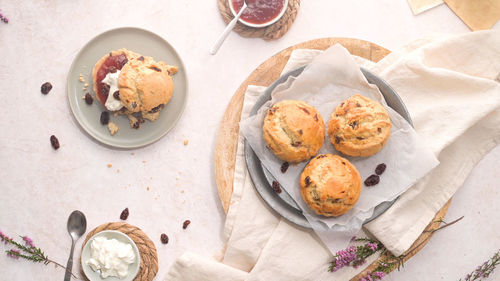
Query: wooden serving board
[{"left": 214, "top": 38, "right": 451, "bottom": 279}]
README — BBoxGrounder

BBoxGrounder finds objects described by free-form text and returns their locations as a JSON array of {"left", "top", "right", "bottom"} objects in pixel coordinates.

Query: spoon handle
[
  {"left": 64, "top": 240, "right": 75, "bottom": 281},
  {"left": 209, "top": 4, "right": 247, "bottom": 55}
]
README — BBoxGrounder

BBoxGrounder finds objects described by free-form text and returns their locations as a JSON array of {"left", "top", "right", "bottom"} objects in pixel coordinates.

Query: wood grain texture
[
  {"left": 444, "top": 0, "right": 500, "bottom": 30},
  {"left": 214, "top": 37, "right": 451, "bottom": 279}
]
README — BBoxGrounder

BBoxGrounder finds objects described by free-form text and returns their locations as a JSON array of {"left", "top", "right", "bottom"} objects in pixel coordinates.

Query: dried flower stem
[
  {"left": 329, "top": 216, "right": 464, "bottom": 280},
  {"left": 460, "top": 250, "right": 500, "bottom": 281},
  {"left": 1, "top": 232, "right": 78, "bottom": 279},
  {"left": 0, "top": 10, "right": 8, "bottom": 24}
]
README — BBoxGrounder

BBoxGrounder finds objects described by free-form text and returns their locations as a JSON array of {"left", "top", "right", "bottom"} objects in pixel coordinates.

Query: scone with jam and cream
[{"left": 92, "top": 49, "right": 178, "bottom": 124}]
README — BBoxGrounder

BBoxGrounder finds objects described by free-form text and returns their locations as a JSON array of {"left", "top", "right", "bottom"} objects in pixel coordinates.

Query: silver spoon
[
  {"left": 209, "top": 0, "right": 248, "bottom": 55},
  {"left": 64, "top": 210, "right": 87, "bottom": 281}
]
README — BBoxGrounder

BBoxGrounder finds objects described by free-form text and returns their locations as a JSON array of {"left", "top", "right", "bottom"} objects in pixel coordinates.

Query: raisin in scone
[
  {"left": 263, "top": 100, "right": 325, "bottom": 163},
  {"left": 328, "top": 94, "right": 391, "bottom": 157},
  {"left": 92, "top": 48, "right": 178, "bottom": 122},
  {"left": 300, "top": 154, "right": 361, "bottom": 217}
]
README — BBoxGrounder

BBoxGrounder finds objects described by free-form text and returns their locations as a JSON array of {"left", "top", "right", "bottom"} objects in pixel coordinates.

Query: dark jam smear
[
  {"left": 96, "top": 53, "right": 128, "bottom": 105},
  {"left": 232, "top": 0, "right": 284, "bottom": 25}
]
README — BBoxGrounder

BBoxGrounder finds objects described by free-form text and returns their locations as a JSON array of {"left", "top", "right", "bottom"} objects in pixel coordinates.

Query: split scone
[{"left": 92, "top": 48, "right": 178, "bottom": 123}]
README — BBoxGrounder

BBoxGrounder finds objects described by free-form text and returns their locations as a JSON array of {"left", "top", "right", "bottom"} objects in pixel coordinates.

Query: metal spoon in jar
[
  {"left": 209, "top": 0, "right": 248, "bottom": 55},
  {"left": 64, "top": 210, "right": 87, "bottom": 281}
]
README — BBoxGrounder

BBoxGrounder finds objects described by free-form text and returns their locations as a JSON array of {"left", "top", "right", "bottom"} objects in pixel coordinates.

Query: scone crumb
[
  {"left": 84, "top": 83, "right": 89, "bottom": 87},
  {"left": 130, "top": 152, "right": 135, "bottom": 155},
  {"left": 79, "top": 75, "right": 85, "bottom": 82},
  {"left": 180, "top": 190, "right": 184, "bottom": 193},
  {"left": 107, "top": 164, "right": 112, "bottom": 168},
  {"left": 117, "top": 169, "right": 120, "bottom": 173},
  {"left": 147, "top": 186, "right": 150, "bottom": 191},
  {"left": 108, "top": 121, "right": 119, "bottom": 135},
  {"left": 142, "top": 160, "right": 146, "bottom": 163},
  {"left": 183, "top": 140, "right": 189, "bottom": 146}
]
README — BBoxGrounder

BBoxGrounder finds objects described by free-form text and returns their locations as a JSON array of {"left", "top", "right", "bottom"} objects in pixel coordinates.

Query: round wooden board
[{"left": 214, "top": 37, "right": 451, "bottom": 279}]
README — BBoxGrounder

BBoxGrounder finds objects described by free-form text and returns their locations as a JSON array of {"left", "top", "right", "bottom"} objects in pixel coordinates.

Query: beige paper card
[
  {"left": 407, "top": 0, "right": 444, "bottom": 15},
  {"left": 444, "top": 0, "right": 500, "bottom": 30}
]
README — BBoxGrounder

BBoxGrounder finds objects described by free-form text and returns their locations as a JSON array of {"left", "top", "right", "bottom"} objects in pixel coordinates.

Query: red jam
[
  {"left": 95, "top": 53, "right": 128, "bottom": 105},
  {"left": 232, "top": 0, "right": 284, "bottom": 25}
]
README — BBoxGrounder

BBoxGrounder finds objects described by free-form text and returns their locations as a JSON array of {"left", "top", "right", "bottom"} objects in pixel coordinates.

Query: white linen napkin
[{"left": 164, "top": 30, "right": 500, "bottom": 281}]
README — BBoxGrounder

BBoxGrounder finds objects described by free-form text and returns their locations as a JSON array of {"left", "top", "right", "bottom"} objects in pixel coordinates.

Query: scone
[
  {"left": 328, "top": 94, "right": 391, "bottom": 157},
  {"left": 263, "top": 100, "right": 325, "bottom": 163},
  {"left": 92, "top": 48, "right": 178, "bottom": 120},
  {"left": 300, "top": 154, "right": 361, "bottom": 217}
]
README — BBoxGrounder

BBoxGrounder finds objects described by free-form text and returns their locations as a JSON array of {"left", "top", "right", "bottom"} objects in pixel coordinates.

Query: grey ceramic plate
[
  {"left": 67, "top": 27, "right": 187, "bottom": 148},
  {"left": 245, "top": 66, "right": 413, "bottom": 229}
]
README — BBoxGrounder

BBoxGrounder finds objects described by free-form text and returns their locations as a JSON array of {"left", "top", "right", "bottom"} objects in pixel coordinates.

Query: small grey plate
[
  {"left": 67, "top": 27, "right": 188, "bottom": 149},
  {"left": 244, "top": 66, "right": 413, "bottom": 229},
  {"left": 81, "top": 230, "right": 140, "bottom": 281}
]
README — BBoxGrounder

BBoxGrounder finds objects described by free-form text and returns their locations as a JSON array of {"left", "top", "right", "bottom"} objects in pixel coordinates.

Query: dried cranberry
[
  {"left": 272, "top": 181, "right": 282, "bottom": 194},
  {"left": 364, "top": 174, "right": 380, "bottom": 186},
  {"left": 160, "top": 233, "right": 169, "bottom": 244},
  {"left": 182, "top": 220, "right": 191, "bottom": 229},
  {"left": 84, "top": 93, "right": 93, "bottom": 105},
  {"left": 120, "top": 208, "right": 129, "bottom": 220},
  {"left": 305, "top": 176, "right": 311, "bottom": 187},
  {"left": 280, "top": 162, "right": 289, "bottom": 173},
  {"left": 50, "top": 135, "right": 60, "bottom": 150},
  {"left": 113, "top": 91, "right": 120, "bottom": 100},
  {"left": 109, "top": 66, "right": 117, "bottom": 73},
  {"left": 41, "top": 82, "right": 52, "bottom": 95},
  {"left": 375, "top": 163, "right": 387, "bottom": 175},
  {"left": 100, "top": 111, "right": 110, "bottom": 125}
]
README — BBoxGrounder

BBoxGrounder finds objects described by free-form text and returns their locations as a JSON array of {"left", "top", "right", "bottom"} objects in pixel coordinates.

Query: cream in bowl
[
  {"left": 229, "top": 0, "right": 288, "bottom": 28},
  {"left": 81, "top": 230, "right": 140, "bottom": 281}
]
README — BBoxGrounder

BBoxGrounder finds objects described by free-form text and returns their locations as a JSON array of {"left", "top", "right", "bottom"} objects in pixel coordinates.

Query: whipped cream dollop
[
  {"left": 101, "top": 70, "right": 123, "bottom": 111},
  {"left": 86, "top": 236, "right": 135, "bottom": 279}
]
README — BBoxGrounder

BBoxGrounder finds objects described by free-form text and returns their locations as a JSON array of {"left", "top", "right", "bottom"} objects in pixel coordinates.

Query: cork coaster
[
  {"left": 80, "top": 222, "right": 159, "bottom": 281},
  {"left": 217, "top": 0, "right": 300, "bottom": 40}
]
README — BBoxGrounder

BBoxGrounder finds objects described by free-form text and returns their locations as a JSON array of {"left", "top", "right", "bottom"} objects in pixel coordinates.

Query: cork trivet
[
  {"left": 217, "top": 0, "right": 300, "bottom": 40},
  {"left": 80, "top": 222, "right": 158, "bottom": 281}
]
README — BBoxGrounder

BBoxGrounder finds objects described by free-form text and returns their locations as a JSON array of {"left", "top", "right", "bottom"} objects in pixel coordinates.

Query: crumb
[
  {"left": 147, "top": 186, "right": 150, "bottom": 191},
  {"left": 142, "top": 111, "right": 160, "bottom": 122},
  {"left": 176, "top": 176, "right": 179, "bottom": 180},
  {"left": 79, "top": 75, "right": 85, "bottom": 82},
  {"left": 142, "top": 160, "right": 146, "bottom": 163},
  {"left": 130, "top": 152, "right": 135, "bottom": 155},
  {"left": 84, "top": 83, "right": 89, "bottom": 87},
  {"left": 180, "top": 190, "right": 184, "bottom": 193},
  {"left": 108, "top": 122, "right": 119, "bottom": 135},
  {"left": 183, "top": 139, "right": 189, "bottom": 146},
  {"left": 117, "top": 169, "right": 120, "bottom": 173},
  {"left": 107, "top": 164, "right": 112, "bottom": 168}
]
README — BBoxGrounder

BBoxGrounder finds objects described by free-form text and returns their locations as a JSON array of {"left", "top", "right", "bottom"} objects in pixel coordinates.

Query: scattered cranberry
[
  {"left": 113, "top": 91, "right": 120, "bottom": 100},
  {"left": 100, "top": 111, "right": 110, "bottom": 125},
  {"left": 50, "top": 135, "right": 60, "bottom": 150},
  {"left": 84, "top": 93, "right": 93, "bottom": 105},
  {"left": 160, "top": 233, "right": 169, "bottom": 244},
  {"left": 272, "top": 181, "right": 282, "bottom": 194},
  {"left": 280, "top": 162, "right": 289, "bottom": 173},
  {"left": 41, "top": 82, "right": 52, "bottom": 95},
  {"left": 120, "top": 208, "right": 129, "bottom": 220},
  {"left": 183, "top": 220, "right": 191, "bottom": 229},
  {"left": 364, "top": 174, "right": 380, "bottom": 186},
  {"left": 375, "top": 163, "right": 387, "bottom": 175}
]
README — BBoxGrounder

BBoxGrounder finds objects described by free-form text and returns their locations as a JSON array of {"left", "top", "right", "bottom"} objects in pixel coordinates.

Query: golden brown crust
[
  {"left": 300, "top": 154, "right": 362, "bottom": 217},
  {"left": 263, "top": 100, "right": 325, "bottom": 163},
  {"left": 328, "top": 94, "right": 392, "bottom": 157},
  {"left": 92, "top": 48, "right": 178, "bottom": 116}
]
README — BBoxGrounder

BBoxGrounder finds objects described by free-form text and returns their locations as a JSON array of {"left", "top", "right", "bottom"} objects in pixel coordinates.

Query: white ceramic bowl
[
  {"left": 228, "top": 0, "right": 289, "bottom": 28},
  {"left": 81, "top": 230, "right": 141, "bottom": 281}
]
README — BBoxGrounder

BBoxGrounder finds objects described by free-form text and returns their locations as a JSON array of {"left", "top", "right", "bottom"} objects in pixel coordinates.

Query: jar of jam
[{"left": 229, "top": 0, "right": 288, "bottom": 28}]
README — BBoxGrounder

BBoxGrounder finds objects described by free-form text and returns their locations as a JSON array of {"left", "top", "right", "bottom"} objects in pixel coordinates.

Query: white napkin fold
[{"left": 165, "top": 30, "right": 500, "bottom": 281}]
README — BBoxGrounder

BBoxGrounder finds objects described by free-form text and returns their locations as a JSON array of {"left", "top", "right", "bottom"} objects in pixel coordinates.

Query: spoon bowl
[{"left": 64, "top": 210, "right": 87, "bottom": 280}]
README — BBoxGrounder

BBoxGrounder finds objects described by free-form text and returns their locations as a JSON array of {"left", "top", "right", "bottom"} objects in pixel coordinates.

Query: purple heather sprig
[
  {"left": 329, "top": 216, "right": 465, "bottom": 280},
  {"left": 460, "top": 250, "right": 500, "bottom": 281},
  {"left": 0, "top": 10, "right": 8, "bottom": 24},
  {"left": 0, "top": 229, "right": 77, "bottom": 278}
]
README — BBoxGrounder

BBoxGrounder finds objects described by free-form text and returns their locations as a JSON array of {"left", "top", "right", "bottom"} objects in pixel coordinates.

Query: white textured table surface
[{"left": 0, "top": 1, "right": 498, "bottom": 280}]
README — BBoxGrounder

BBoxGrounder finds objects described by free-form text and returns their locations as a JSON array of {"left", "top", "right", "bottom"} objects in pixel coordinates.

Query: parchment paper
[{"left": 240, "top": 44, "right": 439, "bottom": 251}]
